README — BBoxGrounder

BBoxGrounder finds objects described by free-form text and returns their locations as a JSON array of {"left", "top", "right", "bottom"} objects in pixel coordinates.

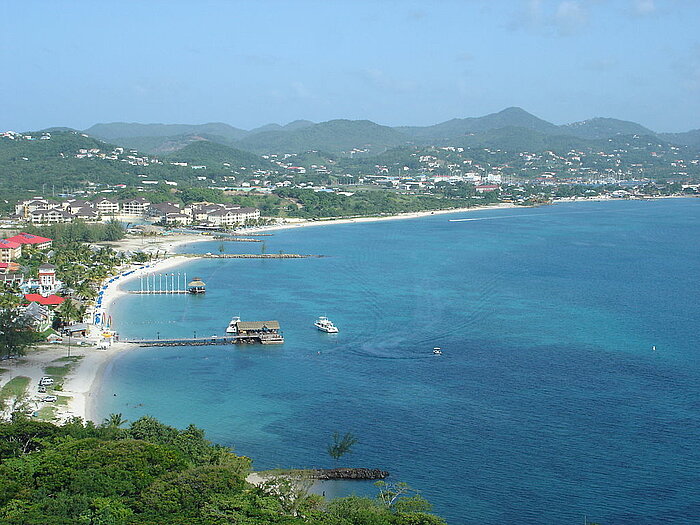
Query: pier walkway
[
  {"left": 127, "top": 333, "right": 284, "bottom": 347},
  {"left": 180, "top": 253, "right": 324, "bottom": 259}
]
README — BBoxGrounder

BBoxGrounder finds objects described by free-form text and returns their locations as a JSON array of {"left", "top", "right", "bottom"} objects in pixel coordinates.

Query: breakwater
[{"left": 307, "top": 468, "right": 389, "bottom": 480}]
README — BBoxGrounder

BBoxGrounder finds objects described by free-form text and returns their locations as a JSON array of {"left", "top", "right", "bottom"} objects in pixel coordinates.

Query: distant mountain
[
  {"left": 234, "top": 119, "right": 410, "bottom": 154},
  {"left": 39, "top": 126, "right": 79, "bottom": 133},
  {"left": 165, "top": 141, "right": 271, "bottom": 169},
  {"left": 282, "top": 119, "right": 315, "bottom": 131},
  {"left": 246, "top": 120, "right": 315, "bottom": 135},
  {"left": 80, "top": 110, "right": 699, "bottom": 157},
  {"left": 106, "top": 133, "right": 235, "bottom": 155},
  {"left": 559, "top": 117, "right": 656, "bottom": 139},
  {"left": 85, "top": 122, "right": 247, "bottom": 141},
  {"left": 452, "top": 126, "right": 592, "bottom": 152},
  {"left": 397, "top": 107, "right": 560, "bottom": 141},
  {"left": 659, "top": 129, "right": 700, "bottom": 149}
]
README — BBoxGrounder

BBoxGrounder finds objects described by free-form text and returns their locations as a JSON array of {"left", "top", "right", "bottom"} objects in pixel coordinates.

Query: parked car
[
  {"left": 41, "top": 395, "right": 58, "bottom": 402},
  {"left": 39, "top": 377, "right": 54, "bottom": 386},
  {"left": 38, "top": 385, "right": 47, "bottom": 393}
]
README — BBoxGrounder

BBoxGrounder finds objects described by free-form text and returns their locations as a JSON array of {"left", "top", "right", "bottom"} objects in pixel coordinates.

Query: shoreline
[{"left": 2, "top": 196, "right": 690, "bottom": 425}]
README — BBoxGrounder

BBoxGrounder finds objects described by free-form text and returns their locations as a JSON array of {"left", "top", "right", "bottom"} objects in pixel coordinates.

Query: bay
[{"left": 96, "top": 199, "right": 700, "bottom": 524}]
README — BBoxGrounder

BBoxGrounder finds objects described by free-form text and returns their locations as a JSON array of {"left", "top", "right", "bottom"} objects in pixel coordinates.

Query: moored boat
[
  {"left": 226, "top": 316, "right": 241, "bottom": 334},
  {"left": 315, "top": 316, "right": 339, "bottom": 333}
]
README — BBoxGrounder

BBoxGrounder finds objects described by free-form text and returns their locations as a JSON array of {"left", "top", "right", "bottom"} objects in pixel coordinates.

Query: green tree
[
  {"left": 0, "top": 308, "right": 39, "bottom": 359},
  {"left": 102, "top": 413, "right": 128, "bottom": 429},
  {"left": 327, "top": 431, "right": 358, "bottom": 462}
]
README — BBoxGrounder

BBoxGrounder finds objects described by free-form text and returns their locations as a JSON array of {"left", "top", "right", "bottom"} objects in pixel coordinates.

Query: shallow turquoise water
[{"left": 97, "top": 199, "right": 700, "bottom": 524}]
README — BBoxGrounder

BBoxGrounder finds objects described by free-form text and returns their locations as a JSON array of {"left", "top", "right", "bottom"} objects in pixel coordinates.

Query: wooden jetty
[
  {"left": 130, "top": 320, "right": 284, "bottom": 346},
  {"left": 213, "top": 237, "right": 262, "bottom": 243},
  {"left": 181, "top": 253, "right": 323, "bottom": 259}
]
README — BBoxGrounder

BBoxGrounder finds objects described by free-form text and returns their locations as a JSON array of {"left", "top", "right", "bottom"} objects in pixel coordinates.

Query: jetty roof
[{"left": 236, "top": 321, "right": 280, "bottom": 331}]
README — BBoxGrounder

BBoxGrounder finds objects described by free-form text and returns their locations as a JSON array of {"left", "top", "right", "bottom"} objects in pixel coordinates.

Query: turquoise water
[{"left": 97, "top": 199, "right": 700, "bottom": 524}]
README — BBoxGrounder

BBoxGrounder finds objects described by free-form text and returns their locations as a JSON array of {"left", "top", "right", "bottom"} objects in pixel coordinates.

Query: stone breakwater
[{"left": 307, "top": 468, "right": 390, "bottom": 480}]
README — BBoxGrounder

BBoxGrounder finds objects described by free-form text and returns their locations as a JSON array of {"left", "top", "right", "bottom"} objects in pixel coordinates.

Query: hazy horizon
[{"left": 2, "top": 0, "right": 699, "bottom": 133}]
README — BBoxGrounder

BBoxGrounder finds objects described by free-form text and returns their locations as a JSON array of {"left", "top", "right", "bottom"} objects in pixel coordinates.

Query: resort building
[
  {"left": 29, "top": 208, "right": 73, "bottom": 224},
  {"left": 0, "top": 262, "right": 20, "bottom": 274},
  {"left": 120, "top": 197, "right": 150, "bottom": 215},
  {"left": 23, "top": 293, "right": 65, "bottom": 307},
  {"left": 0, "top": 272, "right": 23, "bottom": 286},
  {"left": 20, "top": 301, "right": 52, "bottom": 332},
  {"left": 93, "top": 198, "right": 120, "bottom": 215},
  {"left": 0, "top": 239, "right": 22, "bottom": 263},
  {"left": 6, "top": 232, "right": 53, "bottom": 250},
  {"left": 14, "top": 198, "right": 53, "bottom": 219},
  {"left": 38, "top": 263, "right": 59, "bottom": 295}
]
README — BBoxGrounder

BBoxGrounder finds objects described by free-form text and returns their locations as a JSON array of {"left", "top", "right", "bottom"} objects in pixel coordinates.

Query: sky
[{"left": 1, "top": 0, "right": 699, "bottom": 133}]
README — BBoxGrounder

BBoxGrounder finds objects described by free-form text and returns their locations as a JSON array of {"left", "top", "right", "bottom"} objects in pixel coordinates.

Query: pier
[
  {"left": 181, "top": 253, "right": 324, "bottom": 259},
  {"left": 129, "top": 320, "right": 284, "bottom": 346},
  {"left": 129, "top": 272, "right": 206, "bottom": 294},
  {"left": 213, "top": 236, "right": 262, "bottom": 243}
]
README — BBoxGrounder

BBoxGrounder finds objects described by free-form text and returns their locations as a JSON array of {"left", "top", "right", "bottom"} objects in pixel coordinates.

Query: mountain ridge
[{"left": 79, "top": 108, "right": 700, "bottom": 155}]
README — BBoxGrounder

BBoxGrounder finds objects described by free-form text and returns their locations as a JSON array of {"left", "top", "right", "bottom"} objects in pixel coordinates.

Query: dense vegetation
[
  {"left": 275, "top": 188, "right": 488, "bottom": 219},
  {"left": 21, "top": 219, "right": 125, "bottom": 246},
  {"left": 0, "top": 416, "right": 445, "bottom": 525}
]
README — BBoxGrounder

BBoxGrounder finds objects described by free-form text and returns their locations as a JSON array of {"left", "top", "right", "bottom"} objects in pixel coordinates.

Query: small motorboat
[
  {"left": 315, "top": 316, "right": 339, "bottom": 333},
  {"left": 432, "top": 347, "right": 442, "bottom": 355}
]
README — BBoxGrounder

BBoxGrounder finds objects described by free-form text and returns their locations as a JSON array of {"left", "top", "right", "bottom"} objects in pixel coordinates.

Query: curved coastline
[{"left": 59, "top": 195, "right": 692, "bottom": 423}]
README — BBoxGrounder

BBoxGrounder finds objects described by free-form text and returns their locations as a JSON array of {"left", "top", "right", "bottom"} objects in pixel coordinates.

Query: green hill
[
  {"left": 452, "top": 126, "right": 592, "bottom": 152},
  {"left": 660, "top": 129, "right": 700, "bottom": 150},
  {"left": 165, "top": 140, "right": 272, "bottom": 169},
  {"left": 559, "top": 117, "right": 656, "bottom": 139},
  {"left": 234, "top": 119, "right": 411, "bottom": 154},
  {"left": 0, "top": 131, "right": 199, "bottom": 195},
  {"left": 397, "top": 107, "right": 561, "bottom": 141},
  {"left": 85, "top": 122, "right": 247, "bottom": 141}
]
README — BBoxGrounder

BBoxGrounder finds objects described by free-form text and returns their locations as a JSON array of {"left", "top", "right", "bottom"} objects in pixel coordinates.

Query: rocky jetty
[{"left": 308, "top": 468, "right": 389, "bottom": 480}]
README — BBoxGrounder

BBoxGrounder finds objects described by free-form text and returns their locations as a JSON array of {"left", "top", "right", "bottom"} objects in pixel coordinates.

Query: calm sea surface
[{"left": 97, "top": 199, "right": 700, "bottom": 524}]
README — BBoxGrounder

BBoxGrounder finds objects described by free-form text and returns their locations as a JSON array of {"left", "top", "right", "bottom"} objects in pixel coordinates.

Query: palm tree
[
  {"left": 103, "top": 413, "right": 128, "bottom": 428},
  {"left": 57, "top": 298, "right": 81, "bottom": 326}
]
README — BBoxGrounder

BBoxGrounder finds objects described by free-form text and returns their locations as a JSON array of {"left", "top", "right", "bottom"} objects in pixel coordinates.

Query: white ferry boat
[
  {"left": 315, "top": 316, "right": 339, "bottom": 333},
  {"left": 226, "top": 316, "right": 241, "bottom": 334}
]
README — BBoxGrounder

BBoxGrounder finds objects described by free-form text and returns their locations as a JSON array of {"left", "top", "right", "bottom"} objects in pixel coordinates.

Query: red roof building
[
  {"left": 24, "top": 294, "right": 65, "bottom": 306},
  {"left": 6, "top": 232, "right": 53, "bottom": 249},
  {"left": 0, "top": 239, "right": 22, "bottom": 263}
]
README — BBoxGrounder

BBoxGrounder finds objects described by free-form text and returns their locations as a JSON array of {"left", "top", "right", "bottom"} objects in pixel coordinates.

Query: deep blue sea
[{"left": 97, "top": 199, "right": 700, "bottom": 525}]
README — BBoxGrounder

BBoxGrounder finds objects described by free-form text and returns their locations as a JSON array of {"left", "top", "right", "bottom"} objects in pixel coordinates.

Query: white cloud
[
  {"left": 509, "top": 0, "right": 589, "bottom": 36},
  {"left": 554, "top": 1, "right": 588, "bottom": 35},
  {"left": 633, "top": 0, "right": 656, "bottom": 16}
]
